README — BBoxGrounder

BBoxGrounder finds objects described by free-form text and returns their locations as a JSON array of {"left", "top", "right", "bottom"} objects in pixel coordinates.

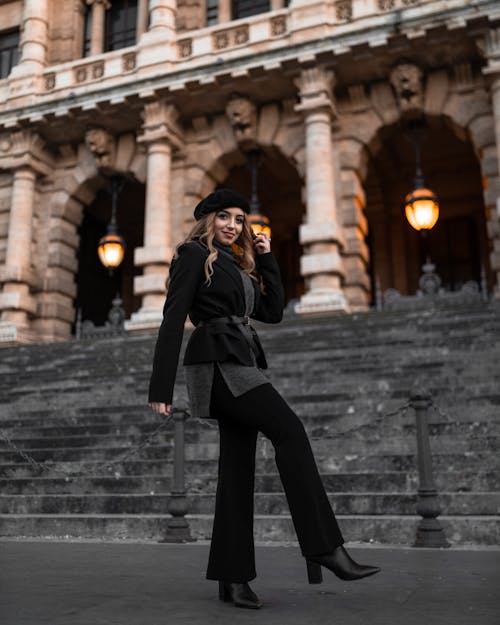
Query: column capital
[
  {"left": 294, "top": 67, "right": 337, "bottom": 116},
  {"left": 138, "top": 101, "right": 183, "bottom": 149},
  {"left": 0, "top": 129, "right": 53, "bottom": 176},
  {"left": 479, "top": 26, "right": 500, "bottom": 80}
]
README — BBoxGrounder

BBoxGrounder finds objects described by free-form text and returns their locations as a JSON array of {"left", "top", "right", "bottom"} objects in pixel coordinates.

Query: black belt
[
  {"left": 197, "top": 315, "right": 259, "bottom": 359},
  {"left": 198, "top": 315, "right": 250, "bottom": 328}
]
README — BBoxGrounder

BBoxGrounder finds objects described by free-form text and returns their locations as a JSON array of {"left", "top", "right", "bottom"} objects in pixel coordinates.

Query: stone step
[
  {"left": 0, "top": 467, "right": 498, "bottom": 496},
  {"left": 2, "top": 413, "right": 497, "bottom": 443},
  {"left": 2, "top": 419, "right": 498, "bottom": 453},
  {"left": 0, "top": 451, "right": 497, "bottom": 480},
  {"left": 1, "top": 491, "right": 498, "bottom": 516},
  {"left": 2, "top": 434, "right": 497, "bottom": 464},
  {"left": 0, "top": 513, "right": 498, "bottom": 545}
]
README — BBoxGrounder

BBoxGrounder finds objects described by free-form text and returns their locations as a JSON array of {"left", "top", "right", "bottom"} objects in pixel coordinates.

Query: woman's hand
[
  {"left": 148, "top": 402, "right": 171, "bottom": 416},
  {"left": 253, "top": 233, "right": 271, "bottom": 255}
]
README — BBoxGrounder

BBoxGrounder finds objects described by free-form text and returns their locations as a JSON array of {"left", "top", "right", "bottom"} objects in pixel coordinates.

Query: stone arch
[
  {"left": 338, "top": 75, "right": 500, "bottom": 302},
  {"left": 179, "top": 104, "right": 306, "bottom": 301},
  {"left": 183, "top": 104, "right": 305, "bottom": 211},
  {"left": 36, "top": 135, "right": 147, "bottom": 341}
]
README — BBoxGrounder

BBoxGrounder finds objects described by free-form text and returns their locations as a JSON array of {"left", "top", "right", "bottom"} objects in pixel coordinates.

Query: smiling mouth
[{"left": 222, "top": 232, "right": 234, "bottom": 237}]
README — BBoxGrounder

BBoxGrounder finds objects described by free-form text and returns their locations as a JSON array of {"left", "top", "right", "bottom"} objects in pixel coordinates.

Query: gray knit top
[{"left": 185, "top": 247, "right": 270, "bottom": 418}]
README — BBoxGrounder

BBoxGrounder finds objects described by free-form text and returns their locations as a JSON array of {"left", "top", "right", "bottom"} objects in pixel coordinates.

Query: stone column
[
  {"left": 482, "top": 26, "right": 500, "bottom": 297},
  {"left": 149, "top": 0, "right": 176, "bottom": 31},
  {"left": 491, "top": 76, "right": 500, "bottom": 187},
  {"left": 0, "top": 168, "right": 38, "bottom": 341},
  {"left": 86, "top": 0, "right": 110, "bottom": 56},
  {"left": 271, "top": 0, "right": 286, "bottom": 9},
  {"left": 294, "top": 67, "right": 349, "bottom": 314},
  {"left": 137, "top": 0, "right": 150, "bottom": 38},
  {"left": 218, "top": 0, "right": 231, "bottom": 23},
  {"left": 0, "top": 131, "right": 51, "bottom": 343},
  {"left": 126, "top": 101, "right": 182, "bottom": 331},
  {"left": 11, "top": 0, "right": 49, "bottom": 73}
]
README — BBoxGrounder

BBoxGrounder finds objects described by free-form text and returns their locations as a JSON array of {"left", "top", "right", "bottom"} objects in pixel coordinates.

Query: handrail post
[
  {"left": 410, "top": 393, "right": 449, "bottom": 548},
  {"left": 161, "top": 408, "right": 194, "bottom": 543}
]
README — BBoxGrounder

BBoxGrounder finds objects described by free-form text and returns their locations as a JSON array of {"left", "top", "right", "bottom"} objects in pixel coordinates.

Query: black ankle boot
[
  {"left": 218, "top": 581, "right": 262, "bottom": 609},
  {"left": 306, "top": 545, "right": 381, "bottom": 583}
]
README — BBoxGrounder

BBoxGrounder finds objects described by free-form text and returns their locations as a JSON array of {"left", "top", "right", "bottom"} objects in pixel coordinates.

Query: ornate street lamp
[
  {"left": 404, "top": 123, "right": 440, "bottom": 234},
  {"left": 96, "top": 175, "right": 126, "bottom": 331},
  {"left": 98, "top": 176, "right": 126, "bottom": 274},
  {"left": 246, "top": 149, "right": 271, "bottom": 238},
  {"left": 404, "top": 122, "right": 442, "bottom": 296}
]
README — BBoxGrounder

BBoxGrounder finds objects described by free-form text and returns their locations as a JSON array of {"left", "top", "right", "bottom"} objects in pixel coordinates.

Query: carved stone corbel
[
  {"left": 389, "top": 62, "right": 424, "bottom": 114},
  {"left": 85, "top": 127, "right": 116, "bottom": 169},
  {"left": 225, "top": 94, "right": 258, "bottom": 151}
]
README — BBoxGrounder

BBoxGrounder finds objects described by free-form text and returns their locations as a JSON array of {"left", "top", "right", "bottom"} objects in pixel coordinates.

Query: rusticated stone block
[
  {"left": 343, "top": 256, "right": 370, "bottom": 288},
  {"left": 0, "top": 264, "right": 38, "bottom": 287},
  {"left": 47, "top": 249, "right": 78, "bottom": 272},
  {"left": 0, "top": 290, "right": 37, "bottom": 315},
  {"left": 300, "top": 251, "right": 344, "bottom": 276},
  {"left": 36, "top": 299, "right": 75, "bottom": 323},
  {"left": 443, "top": 91, "right": 491, "bottom": 136},
  {"left": 43, "top": 275, "right": 77, "bottom": 298},
  {"left": 299, "top": 221, "right": 343, "bottom": 245},
  {"left": 48, "top": 224, "right": 79, "bottom": 248},
  {"left": 134, "top": 245, "right": 172, "bottom": 267},
  {"left": 468, "top": 115, "right": 495, "bottom": 152},
  {"left": 133, "top": 273, "right": 168, "bottom": 296}
]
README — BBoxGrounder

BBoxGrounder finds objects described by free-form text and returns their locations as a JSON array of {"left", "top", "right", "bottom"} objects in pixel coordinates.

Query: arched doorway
[
  {"left": 75, "top": 176, "right": 145, "bottom": 329},
  {"left": 364, "top": 116, "right": 492, "bottom": 298},
  {"left": 221, "top": 146, "right": 305, "bottom": 304}
]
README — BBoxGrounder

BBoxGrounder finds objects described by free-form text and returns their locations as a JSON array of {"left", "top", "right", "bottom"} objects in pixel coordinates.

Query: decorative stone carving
[
  {"left": 213, "top": 31, "right": 230, "bottom": 50},
  {"left": 271, "top": 15, "right": 287, "bottom": 36},
  {"left": 92, "top": 62, "right": 105, "bottom": 79},
  {"left": 122, "top": 53, "right": 136, "bottom": 72},
  {"left": 294, "top": 67, "right": 337, "bottom": 116},
  {"left": 390, "top": 62, "right": 424, "bottom": 113},
  {"left": 225, "top": 94, "right": 258, "bottom": 151},
  {"left": 45, "top": 73, "right": 56, "bottom": 91},
  {"left": 75, "top": 67, "right": 88, "bottom": 83},
  {"left": 85, "top": 128, "right": 116, "bottom": 168},
  {"left": 335, "top": 0, "right": 352, "bottom": 21},
  {"left": 178, "top": 39, "right": 193, "bottom": 58},
  {"left": 213, "top": 25, "right": 250, "bottom": 51},
  {"left": 378, "top": 0, "right": 395, "bottom": 10},
  {"left": 234, "top": 26, "right": 249, "bottom": 45}
]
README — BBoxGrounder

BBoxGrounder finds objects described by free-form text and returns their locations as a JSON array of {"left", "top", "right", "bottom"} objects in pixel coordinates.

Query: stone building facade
[{"left": 0, "top": 0, "right": 499, "bottom": 343}]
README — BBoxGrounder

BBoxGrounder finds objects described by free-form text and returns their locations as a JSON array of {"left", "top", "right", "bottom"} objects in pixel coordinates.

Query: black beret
[{"left": 194, "top": 188, "right": 250, "bottom": 221}]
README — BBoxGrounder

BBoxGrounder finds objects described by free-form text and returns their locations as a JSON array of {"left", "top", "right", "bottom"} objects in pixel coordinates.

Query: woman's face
[{"left": 213, "top": 207, "right": 245, "bottom": 246}]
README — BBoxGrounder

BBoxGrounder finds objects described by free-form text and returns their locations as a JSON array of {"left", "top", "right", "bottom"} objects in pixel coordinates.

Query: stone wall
[{"left": 0, "top": 0, "right": 500, "bottom": 342}]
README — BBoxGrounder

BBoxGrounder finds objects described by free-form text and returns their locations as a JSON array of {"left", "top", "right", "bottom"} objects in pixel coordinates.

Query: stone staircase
[{"left": 0, "top": 303, "right": 499, "bottom": 545}]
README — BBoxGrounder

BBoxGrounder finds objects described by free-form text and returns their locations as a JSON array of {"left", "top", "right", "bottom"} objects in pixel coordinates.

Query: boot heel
[
  {"left": 218, "top": 581, "right": 231, "bottom": 602},
  {"left": 306, "top": 559, "right": 323, "bottom": 584}
]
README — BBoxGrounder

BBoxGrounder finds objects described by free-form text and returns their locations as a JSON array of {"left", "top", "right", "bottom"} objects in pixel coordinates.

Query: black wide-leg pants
[{"left": 206, "top": 367, "right": 344, "bottom": 582}]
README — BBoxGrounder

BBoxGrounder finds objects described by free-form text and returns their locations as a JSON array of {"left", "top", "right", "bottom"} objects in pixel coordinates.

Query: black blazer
[{"left": 148, "top": 240, "right": 285, "bottom": 404}]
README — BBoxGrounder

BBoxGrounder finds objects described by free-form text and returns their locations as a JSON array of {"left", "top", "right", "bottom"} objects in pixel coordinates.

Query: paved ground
[{"left": 0, "top": 540, "right": 499, "bottom": 625}]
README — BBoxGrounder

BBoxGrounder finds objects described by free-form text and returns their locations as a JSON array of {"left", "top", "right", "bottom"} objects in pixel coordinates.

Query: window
[
  {"left": 105, "top": 0, "right": 138, "bottom": 52},
  {"left": 0, "top": 29, "right": 20, "bottom": 79},
  {"left": 232, "top": 0, "right": 270, "bottom": 20},
  {"left": 82, "top": 5, "right": 92, "bottom": 57},
  {"left": 207, "top": 0, "right": 218, "bottom": 25}
]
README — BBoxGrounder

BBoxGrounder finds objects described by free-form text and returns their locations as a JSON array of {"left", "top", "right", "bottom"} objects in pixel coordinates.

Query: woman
[{"left": 148, "top": 188, "right": 380, "bottom": 610}]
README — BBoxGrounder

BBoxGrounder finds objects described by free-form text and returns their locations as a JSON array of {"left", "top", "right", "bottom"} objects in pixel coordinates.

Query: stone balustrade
[{"left": 0, "top": 0, "right": 468, "bottom": 119}]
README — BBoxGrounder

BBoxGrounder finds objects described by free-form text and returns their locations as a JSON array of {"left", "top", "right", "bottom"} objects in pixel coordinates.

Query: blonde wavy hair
[{"left": 175, "top": 211, "right": 258, "bottom": 286}]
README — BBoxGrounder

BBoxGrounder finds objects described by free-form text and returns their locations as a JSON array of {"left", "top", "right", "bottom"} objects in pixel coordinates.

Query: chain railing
[
  {"left": 0, "top": 410, "right": 182, "bottom": 480},
  {"left": 0, "top": 391, "right": 453, "bottom": 546}
]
